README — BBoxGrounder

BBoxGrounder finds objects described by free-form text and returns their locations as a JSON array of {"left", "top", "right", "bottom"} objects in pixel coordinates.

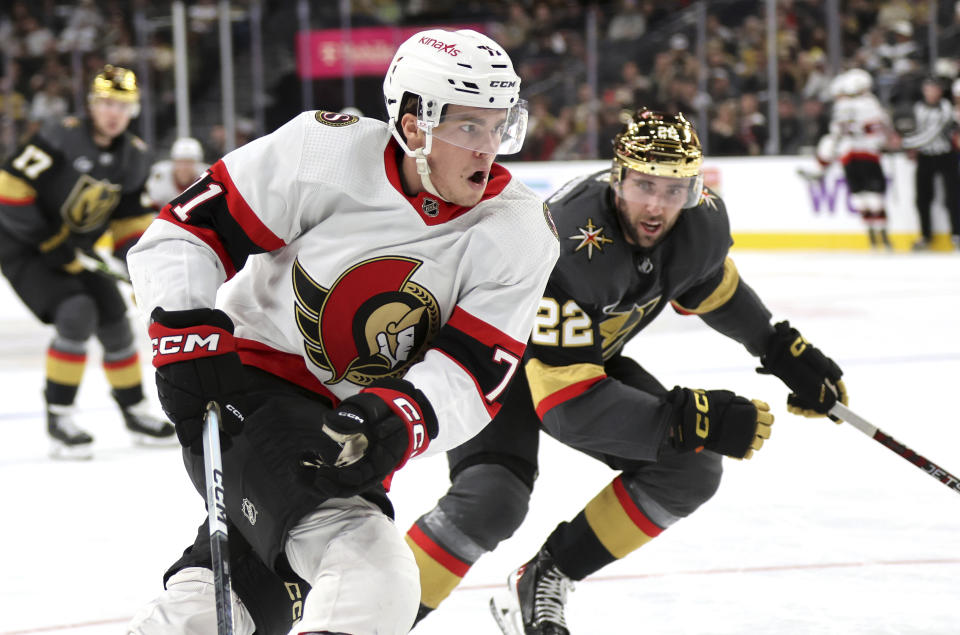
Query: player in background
[
  {"left": 145, "top": 136, "right": 208, "bottom": 210},
  {"left": 126, "top": 28, "right": 558, "bottom": 635},
  {"left": 405, "top": 109, "right": 847, "bottom": 635},
  {"left": 0, "top": 65, "right": 174, "bottom": 459},
  {"left": 818, "top": 68, "right": 899, "bottom": 250}
]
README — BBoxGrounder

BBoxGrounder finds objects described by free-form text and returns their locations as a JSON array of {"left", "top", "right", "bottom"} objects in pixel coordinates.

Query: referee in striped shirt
[{"left": 901, "top": 76, "right": 960, "bottom": 250}]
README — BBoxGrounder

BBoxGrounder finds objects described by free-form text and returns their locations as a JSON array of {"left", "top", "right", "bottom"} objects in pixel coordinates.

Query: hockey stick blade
[
  {"left": 830, "top": 402, "right": 960, "bottom": 496},
  {"left": 203, "top": 401, "right": 235, "bottom": 635}
]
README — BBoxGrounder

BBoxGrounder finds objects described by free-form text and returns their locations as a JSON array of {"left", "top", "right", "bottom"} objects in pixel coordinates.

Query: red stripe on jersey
[
  {"left": 437, "top": 306, "right": 526, "bottom": 419},
  {"left": 446, "top": 307, "right": 524, "bottom": 354},
  {"left": 103, "top": 353, "right": 138, "bottom": 369},
  {"left": 48, "top": 349, "right": 87, "bottom": 363},
  {"left": 235, "top": 338, "right": 339, "bottom": 405},
  {"left": 381, "top": 141, "right": 512, "bottom": 225},
  {"left": 840, "top": 152, "right": 880, "bottom": 165},
  {"left": 157, "top": 207, "right": 237, "bottom": 279},
  {"left": 208, "top": 161, "right": 286, "bottom": 252},
  {"left": 535, "top": 375, "right": 605, "bottom": 420},
  {"left": 0, "top": 194, "right": 35, "bottom": 206},
  {"left": 612, "top": 476, "right": 664, "bottom": 537},
  {"left": 406, "top": 524, "right": 471, "bottom": 577}
]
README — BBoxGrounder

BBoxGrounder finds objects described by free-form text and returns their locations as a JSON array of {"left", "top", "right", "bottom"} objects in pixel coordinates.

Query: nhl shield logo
[
  {"left": 422, "top": 197, "right": 440, "bottom": 217},
  {"left": 293, "top": 256, "right": 441, "bottom": 386},
  {"left": 241, "top": 498, "right": 258, "bottom": 526}
]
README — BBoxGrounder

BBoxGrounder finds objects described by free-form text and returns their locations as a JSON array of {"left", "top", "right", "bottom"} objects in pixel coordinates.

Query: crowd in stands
[{"left": 2, "top": 0, "right": 959, "bottom": 162}]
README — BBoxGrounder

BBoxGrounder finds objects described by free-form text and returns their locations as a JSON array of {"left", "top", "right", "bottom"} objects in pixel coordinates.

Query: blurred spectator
[
  {"left": 26, "top": 76, "right": 68, "bottom": 133},
  {"left": 738, "top": 92, "right": 768, "bottom": 154},
  {"left": 778, "top": 96, "right": 805, "bottom": 154},
  {"left": 57, "top": 0, "right": 103, "bottom": 54},
  {"left": 709, "top": 99, "right": 748, "bottom": 156},
  {"left": 607, "top": 0, "right": 647, "bottom": 41}
]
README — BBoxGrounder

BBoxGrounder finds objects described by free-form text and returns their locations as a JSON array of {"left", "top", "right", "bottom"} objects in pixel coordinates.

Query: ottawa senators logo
[{"left": 293, "top": 256, "right": 441, "bottom": 385}]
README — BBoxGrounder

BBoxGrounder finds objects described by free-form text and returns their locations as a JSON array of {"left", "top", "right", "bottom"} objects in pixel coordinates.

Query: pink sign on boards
[{"left": 296, "top": 24, "right": 485, "bottom": 79}]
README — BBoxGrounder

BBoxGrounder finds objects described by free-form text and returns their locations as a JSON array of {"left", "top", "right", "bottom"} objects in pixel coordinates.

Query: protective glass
[
  {"left": 418, "top": 100, "right": 529, "bottom": 155},
  {"left": 616, "top": 170, "right": 700, "bottom": 208}
]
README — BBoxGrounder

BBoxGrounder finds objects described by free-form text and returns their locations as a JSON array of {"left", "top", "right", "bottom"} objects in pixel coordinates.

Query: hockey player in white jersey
[
  {"left": 822, "top": 69, "right": 900, "bottom": 249},
  {"left": 126, "top": 28, "right": 559, "bottom": 635},
  {"left": 144, "top": 136, "right": 207, "bottom": 210}
]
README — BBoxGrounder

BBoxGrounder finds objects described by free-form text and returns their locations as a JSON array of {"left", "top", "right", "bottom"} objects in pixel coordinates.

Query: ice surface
[{"left": 1, "top": 250, "right": 958, "bottom": 634}]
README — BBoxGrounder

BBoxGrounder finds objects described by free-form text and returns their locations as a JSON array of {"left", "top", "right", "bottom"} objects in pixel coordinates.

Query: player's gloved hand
[
  {"left": 758, "top": 320, "right": 847, "bottom": 419},
  {"left": 40, "top": 243, "right": 85, "bottom": 273},
  {"left": 667, "top": 387, "right": 774, "bottom": 459},
  {"left": 148, "top": 307, "right": 247, "bottom": 452},
  {"left": 298, "top": 378, "right": 438, "bottom": 498}
]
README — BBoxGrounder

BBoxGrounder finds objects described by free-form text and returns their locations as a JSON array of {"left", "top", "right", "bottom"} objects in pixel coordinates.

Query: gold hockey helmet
[
  {"left": 611, "top": 108, "right": 704, "bottom": 208},
  {"left": 89, "top": 65, "right": 140, "bottom": 115}
]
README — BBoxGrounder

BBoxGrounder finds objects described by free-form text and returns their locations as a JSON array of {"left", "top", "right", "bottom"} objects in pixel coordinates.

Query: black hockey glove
[
  {"left": 758, "top": 320, "right": 848, "bottom": 418},
  {"left": 667, "top": 387, "right": 774, "bottom": 460},
  {"left": 40, "top": 243, "right": 84, "bottom": 273},
  {"left": 149, "top": 307, "right": 247, "bottom": 452},
  {"left": 298, "top": 378, "right": 438, "bottom": 499}
]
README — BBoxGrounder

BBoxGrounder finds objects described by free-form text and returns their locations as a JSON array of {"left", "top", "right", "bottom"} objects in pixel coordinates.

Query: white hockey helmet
[
  {"left": 170, "top": 136, "right": 203, "bottom": 162},
  {"left": 828, "top": 73, "right": 848, "bottom": 100},
  {"left": 383, "top": 29, "right": 528, "bottom": 157},
  {"left": 843, "top": 68, "right": 872, "bottom": 95}
]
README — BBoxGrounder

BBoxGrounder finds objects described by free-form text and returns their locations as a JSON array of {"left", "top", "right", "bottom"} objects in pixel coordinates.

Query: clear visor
[
  {"left": 615, "top": 170, "right": 701, "bottom": 208},
  {"left": 417, "top": 100, "right": 529, "bottom": 155}
]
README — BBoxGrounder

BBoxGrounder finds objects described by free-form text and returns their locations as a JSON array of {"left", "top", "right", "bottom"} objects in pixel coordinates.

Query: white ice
[{"left": 1, "top": 250, "right": 958, "bottom": 635}]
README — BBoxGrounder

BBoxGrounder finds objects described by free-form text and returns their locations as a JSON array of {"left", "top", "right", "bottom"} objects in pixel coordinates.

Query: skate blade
[
  {"left": 129, "top": 431, "right": 179, "bottom": 448},
  {"left": 489, "top": 593, "right": 523, "bottom": 635},
  {"left": 49, "top": 440, "right": 93, "bottom": 461}
]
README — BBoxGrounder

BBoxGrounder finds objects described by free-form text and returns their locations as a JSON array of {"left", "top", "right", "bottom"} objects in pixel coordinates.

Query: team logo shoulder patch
[
  {"left": 315, "top": 110, "right": 360, "bottom": 127},
  {"left": 568, "top": 217, "right": 613, "bottom": 260},
  {"left": 293, "top": 256, "right": 441, "bottom": 386}
]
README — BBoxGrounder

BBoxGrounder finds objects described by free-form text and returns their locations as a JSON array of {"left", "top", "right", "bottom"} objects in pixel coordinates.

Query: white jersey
[
  {"left": 128, "top": 110, "right": 559, "bottom": 456},
  {"left": 145, "top": 159, "right": 207, "bottom": 210},
  {"left": 828, "top": 93, "right": 892, "bottom": 162}
]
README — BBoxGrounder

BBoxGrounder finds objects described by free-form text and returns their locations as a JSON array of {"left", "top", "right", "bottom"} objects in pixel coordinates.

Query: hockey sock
[
  {"left": 103, "top": 347, "right": 143, "bottom": 407},
  {"left": 45, "top": 339, "right": 87, "bottom": 406},
  {"left": 545, "top": 476, "right": 665, "bottom": 581},
  {"left": 405, "top": 520, "right": 476, "bottom": 610}
]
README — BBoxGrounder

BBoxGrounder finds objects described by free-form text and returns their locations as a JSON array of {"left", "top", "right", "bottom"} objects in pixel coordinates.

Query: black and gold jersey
[
  {"left": 0, "top": 116, "right": 154, "bottom": 260},
  {"left": 526, "top": 170, "right": 775, "bottom": 460}
]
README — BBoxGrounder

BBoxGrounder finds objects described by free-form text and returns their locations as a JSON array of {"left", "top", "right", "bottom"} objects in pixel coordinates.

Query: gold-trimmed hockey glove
[
  {"left": 758, "top": 321, "right": 848, "bottom": 419},
  {"left": 667, "top": 387, "right": 774, "bottom": 459}
]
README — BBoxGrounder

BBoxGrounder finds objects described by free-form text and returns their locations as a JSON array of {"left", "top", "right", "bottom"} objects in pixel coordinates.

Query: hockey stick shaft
[
  {"left": 830, "top": 402, "right": 960, "bottom": 496},
  {"left": 203, "top": 401, "right": 235, "bottom": 635}
]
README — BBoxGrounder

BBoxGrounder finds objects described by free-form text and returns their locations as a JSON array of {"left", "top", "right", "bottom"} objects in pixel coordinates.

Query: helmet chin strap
[{"left": 414, "top": 147, "right": 446, "bottom": 201}]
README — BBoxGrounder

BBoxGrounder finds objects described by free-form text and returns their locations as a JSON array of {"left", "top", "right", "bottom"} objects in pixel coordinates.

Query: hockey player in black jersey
[
  {"left": 0, "top": 65, "right": 174, "bottom": 459},
  {"left": 405, "top": 109, "right": 848, "bottom": 634}
]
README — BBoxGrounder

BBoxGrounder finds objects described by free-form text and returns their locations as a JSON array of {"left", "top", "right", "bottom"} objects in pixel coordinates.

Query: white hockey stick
[
  {"left": 830, "top": 402, "right": 960, "bottom": 496},
  {"left": 203, "top": 401, "right": 235, "bottom": 635}
]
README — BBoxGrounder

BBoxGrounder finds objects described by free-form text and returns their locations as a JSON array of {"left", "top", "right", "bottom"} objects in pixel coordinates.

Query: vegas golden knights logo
[
  {"left": 60, "top": 174, "right": 122, "bottom": 232},
  {"left": 293, "top": 256, "right": 441, "bottom": 385},
  {"left": 598, "top": 296, "right": 661, "bottom": 360}
]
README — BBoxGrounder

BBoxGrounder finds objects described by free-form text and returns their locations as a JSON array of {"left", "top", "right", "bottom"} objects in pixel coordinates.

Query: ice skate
[
  {"left": 121, "top": 400, "right": 176, "bottom": 446},
  {"left": 47, "top": 405, "right": 93, "bottom": 460},
  {"left": 490, "top": 547, "right": 574, "bottom": 635}
]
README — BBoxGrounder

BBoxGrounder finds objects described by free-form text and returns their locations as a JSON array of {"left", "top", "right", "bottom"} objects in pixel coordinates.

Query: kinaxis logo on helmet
[
  {"left": 293, "top": 256, "right": 441, "bottom": 386},
  {"left": 418, "top": 36, "right": 460, "bottom": 56}
]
